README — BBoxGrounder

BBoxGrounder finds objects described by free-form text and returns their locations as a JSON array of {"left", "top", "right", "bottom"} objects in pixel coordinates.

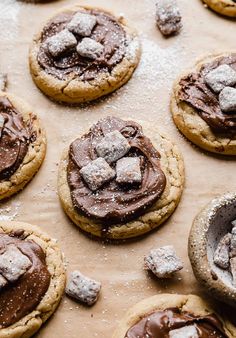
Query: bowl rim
[{"left": 188, "top": 192, "right": 236, "bottom": 307}]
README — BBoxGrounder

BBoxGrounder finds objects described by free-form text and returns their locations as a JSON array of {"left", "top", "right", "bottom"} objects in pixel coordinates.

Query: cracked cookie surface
[
  {"left": 112, "top": 294, "right": 236, "bottom": 338},
  {"left": 171, "top": 52, "right": 236, "bottom": 155},
  {"left": 0, "top": 221, "right": 66, "bottom": 338},
  {"left": 0, "top": 91, "right": 46, "bottom": 200},
  {"left": 29, "top": 5, "right": 141, "bottom": 104},
  {"left": 202, "top": 0, "right": 236, "bottom": 17},
  {"left": 58, "top": 123, "right": 184, "bottom": 239}
]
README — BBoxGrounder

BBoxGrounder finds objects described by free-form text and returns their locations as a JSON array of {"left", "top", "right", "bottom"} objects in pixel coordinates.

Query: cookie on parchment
[
  {"left": 29, "top": 5, "right": 141, "bottom": 104},
  {"left": 58, "top": 116, "right": 184, "bottom": 240},
  {"left": 202, "top": 0, "right": 236, "bottom": 17},
  {"left": 112, "top": 294, "right": 236, "bottom": 338},
  {"left": 0, "top": 91, "right": 46, "bottom": 200},
  {"left": 0, "top": 221, "right": 65, "bottom": 338},
  {"left": 171, "top": 52, "right": 236, "bottom": 155}
]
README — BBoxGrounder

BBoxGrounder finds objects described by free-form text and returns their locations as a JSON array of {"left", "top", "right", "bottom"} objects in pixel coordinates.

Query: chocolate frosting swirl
[
  {"left": 0, "top": 231, "right": 51, "bottom": 328},
  {"left": 0, "top": 97, "right": 33, "bottom": 181},
  {"left": 38, "top": 9, "right": 127, "bottom": 81},
  {"left": 67, "top": 117, "right": 166, "bottom": 225},
  {"left": 125, "top": 308, "right": 228, "bottom": 338},
  {"left": 178, "top": 55, "right": 236, "bottom": 134}
]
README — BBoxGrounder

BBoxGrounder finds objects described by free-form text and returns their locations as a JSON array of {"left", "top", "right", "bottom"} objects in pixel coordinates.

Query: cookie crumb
[
  {"left": 144, "top": 245, "right": 183, "bottom": 278},
  {"left": 66, "top": 270, "right": 101, "bottom": 306},
  {"left": 0, "top": 74, "right": 7, "bottom": 91},
  {"left": 155, "top": 0, "right": 182, "bottom": 36}
]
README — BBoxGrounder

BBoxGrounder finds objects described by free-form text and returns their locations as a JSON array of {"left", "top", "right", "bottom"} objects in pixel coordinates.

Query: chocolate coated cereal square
[
  {"left": 156, "top": 0, "right": 182, "bottom": 36},
  {"left": 116, "top": 157, "right": 142, "bottom": 184},
  {"left": 144, "top": 245, "right": 183, "bottom": 278},
  {"left": 214, "top": 233, "right": 231, "bottom": 269},
  {"left": 68, "top": 12, "right": 97, "bottom": 37},
  {"left": 76, "top": 38, "right": 104, "bottom": 60},
  {"left": 47, "top": 29, "right": 77, "bottom": 58},
  {"left": 205, "top": 64, "right": 236, "bottom": 93},
  {"left": 0, "top": 244, "right": 32, "bottom": 282},
  {"left": 66, "top": 270, "right": 101, "bottom": 306},
  {"left": 230, "top": 227, "right": 236, "bottom": 258},
  {"left": 169, "top": 325, "right": 199, "bottom": 338},
  {"left": 219, "top": 87, "right": 236, "bottom": 113},
  {"left": 96, "top": 130, "right": 131, "bottom": 163},
  {"left": 80, "top": 157, "right": 115, "bottom": 191}
]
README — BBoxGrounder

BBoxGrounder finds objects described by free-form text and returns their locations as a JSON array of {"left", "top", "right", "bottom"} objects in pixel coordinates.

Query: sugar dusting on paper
[{"left": 0, "top": 0, "right": 20, "bottom": 40}]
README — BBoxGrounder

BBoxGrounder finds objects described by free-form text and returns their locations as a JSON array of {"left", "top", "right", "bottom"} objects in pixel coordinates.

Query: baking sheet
[{"left": 0, "top": 0, "right": 236, "bottom": 337}]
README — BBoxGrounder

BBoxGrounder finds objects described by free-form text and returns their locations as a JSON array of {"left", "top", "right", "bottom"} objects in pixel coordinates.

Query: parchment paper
[{"left": 0, "top": 0, "right": 236, "bottom": 337}]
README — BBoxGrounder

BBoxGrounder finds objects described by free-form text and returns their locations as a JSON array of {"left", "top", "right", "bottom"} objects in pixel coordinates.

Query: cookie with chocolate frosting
[
  {"left": 0, "top": 91, "right": 46, "bottom": 200},
  {"left": 171, "top": 52, "right": 236, "bottom": 155},
  {"left": 202, "top": 0, "right": 236, "bottom": 17},
  {"left": 29, "top": 5, "right": 141, "bottom": 104},
  {"left": 0, "top": 221, "right": 65, "bottom": 338},
  {"left": 112, "top": 294, "right": 236, "bottom": 338},
  {"left": 58, "top": 116, "right": 184, "bottom": 239}
]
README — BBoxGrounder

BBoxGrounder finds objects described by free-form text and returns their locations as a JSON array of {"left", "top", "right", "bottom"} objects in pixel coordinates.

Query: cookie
[
  {"left": 171, "top": 52, "right": 236, "bottom": 155},
  {"left": 0, "top": 91, "right": 46, "bottom": 200},
  {"left": 202, "top": 0, "right": 236, "bottom": 17},
  {"left": 58, "top": 116, "right": 184, "bottom": 240},
  {"left": 189, "top": 192, "right": 236, "bottom": 307},
  {"left": 0, "top": 221, "right": 66, "bottom": 338},
  {"left": 112, "top": 294, "right": 236, "bottom": 337},
  {"left": 29, "top": 5, "right": 141, "bottom": 104}
]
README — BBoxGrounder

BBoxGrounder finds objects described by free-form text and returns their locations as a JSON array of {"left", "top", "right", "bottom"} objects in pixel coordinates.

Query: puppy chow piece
[
  {"left": 76, "top": 38, "right": 104, "bottom": 60},
  {"left": 0, "top": 274, "right": 7, "bottom": 290},
  {"left": 214, "top": 233, "right": 231, "bottom": 269},
  {"left": 155, "top": 0, "right": 182, "bottom": 36},
  {"left": 169, "top": 325, "right": 199, "bottom": 338},
  {"left": 96, "top": 130, "right": 131, "bottom": 163},
  {"left": 0, "top": 244, "right": 32, "bottom": 282},
  {"left": 230, "top": 227, "right": 236, "bottom": 257},
  {"left": 219, "top": 87, "right": 236, "bottom": 113},
  {"left": 230, "top": 257, "right": 236, "bottom": 287},
  {"left": 47, "top": 29, "right": 77, "bottom": 58},
  {"left": 144, "top": 245, "right": 183, "bottom": 278},
  {"left": 68, "top": 12, "right": 97, "bottom": 37},
  {"left": 80, "top": 157, "right": 115, "bottom": 191},
  {"left": 116, "top": 157, "right": 142, "bottom": 184},
  {"left": 66, "top": 270, "right": 101, "bottom": 306},
  {"left": 205, "top": 64, "right": 236, "bottom": 93},
  {"left": 0, "top": 73, "right": 7, "bottom": 91}
]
